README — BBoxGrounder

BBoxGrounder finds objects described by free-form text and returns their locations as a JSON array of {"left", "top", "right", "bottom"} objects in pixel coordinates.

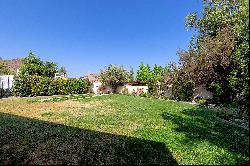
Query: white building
[
  {"left": 54, "top": 72, "right": 67, "bottom": 78},
  {"left": 82, "top": 73, "right": 111, "bottom": 94},
  {"left": 0, "top": 75, "right": 14, "bottom": 90},
  {"left": 92, "top": 82, "right": 103, "bottom": 94}
]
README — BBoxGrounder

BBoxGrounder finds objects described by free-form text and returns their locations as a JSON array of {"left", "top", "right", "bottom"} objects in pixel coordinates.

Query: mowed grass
[{"left": 0, "top": 94, "right": 249, "bottom": 165}]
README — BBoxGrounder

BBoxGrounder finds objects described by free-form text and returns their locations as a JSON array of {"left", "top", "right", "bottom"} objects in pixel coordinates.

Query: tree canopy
[
  {"left": 18, "top": 52, "right": 58, "bottom": 78},
  {"left": 136, "top": 62, "right": 151, "bottom": 82},
  {"left": 180, "top": 0, "right": 249, "bottom": 104},
  {"left": 99, "top": 64, "right": 130, "bottom": 90},
  {"left": 0, "top": 62, "right": 11, "bottom": 75}
]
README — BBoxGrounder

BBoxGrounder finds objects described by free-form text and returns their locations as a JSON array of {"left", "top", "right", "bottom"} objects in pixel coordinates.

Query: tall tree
[
  {"left": 183, "top": 0, "right": 249, "bottom": 104},
  {"left": 136, "top": 62, "right": 151, "bottom": 82},
  {"left": 149, "top": 65, "right": 163, "bottom": 96}
]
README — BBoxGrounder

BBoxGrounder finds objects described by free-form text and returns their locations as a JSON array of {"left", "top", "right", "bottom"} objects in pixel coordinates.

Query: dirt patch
[
  {"left": 0, "top": 99, "right": 111, "bottom": 119},
  {"left": 69, "top": 102, "right": 116, "bottom": 118},
  {"left": 55, "top": 100, "right": 102, "bottom": 109}
]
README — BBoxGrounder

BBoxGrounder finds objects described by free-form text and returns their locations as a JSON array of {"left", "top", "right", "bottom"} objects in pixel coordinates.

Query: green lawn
[{"left": 0, "top": 94, "right": 249, "bottom": 165}]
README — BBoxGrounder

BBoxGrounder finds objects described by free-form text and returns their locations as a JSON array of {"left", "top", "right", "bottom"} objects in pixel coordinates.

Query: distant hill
[{"left": 0, "top": 58, "right": 23, "bottom": 75}]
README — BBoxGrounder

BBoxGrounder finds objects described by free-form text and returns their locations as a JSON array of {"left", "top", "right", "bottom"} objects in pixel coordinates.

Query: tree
[
  {"left": 18, "top": 52, "right": 58, "bottom": 78},
  {"left": 128, "top": 67, "right": 134, "bottom": 82},
  {"left": 177, "top": 27, "right": 235, "bottom": 86},
  {"left": 136, "top": 63, "right": 177, "bottom": 97},
  {"left": 58, "top": 67, "right": 67, "bottom": 74},
  {"left": 43, "top": 61, "right": 58, "bottom": 78},
  {"left": 0, "top": 62, "right": 11, "bottom": 75},
  {"left": 183, "top": 0, "right": 249, "bottom": 105},
  {"left": 162, "top": 63, "right": 177, "bottom": 86},
  {"left": 99, "top": 64, "right": 129, "bottom": 91},
  {"left": 152, "top": 65, "right": 164, "bottom": 83},
  {"left": 136, "top": 62, "right": 151, "bottom": 82},
  {"left": 149, "top": 65, "right": 164, "bottom": 96}
]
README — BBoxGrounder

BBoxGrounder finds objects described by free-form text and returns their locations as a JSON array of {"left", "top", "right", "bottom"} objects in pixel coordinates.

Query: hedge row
[{"left": 13, "top": 75, "right": 92, "bottom": 97}]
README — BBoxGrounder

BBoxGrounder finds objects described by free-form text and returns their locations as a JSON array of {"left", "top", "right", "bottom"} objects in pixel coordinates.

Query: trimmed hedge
[{"left": 13, "top": 75, "right": 92, "bottom": 97}]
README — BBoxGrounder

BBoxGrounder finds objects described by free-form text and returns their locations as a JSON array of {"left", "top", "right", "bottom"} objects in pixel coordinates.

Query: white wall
[
  {"left": 0, "top": 75, "right": 14, "bottom": 90},
  {"left": 117, "top": 85, "right": 148, "bottom": 94},
  {"left": 91, "top": 82, "right": 149, "bottom": 95},
  {"left": 92, "top": 82, "right": 113, "bottom": 94}
]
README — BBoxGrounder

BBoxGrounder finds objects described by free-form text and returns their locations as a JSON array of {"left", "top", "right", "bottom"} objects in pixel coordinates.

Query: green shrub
[
  {"left": 172, "top": 78, "right": 194, "bottom": 101},
  {"left": 13, "top": 75, "right": 32, "bottom": 97},
  {"left": 209, "top": 81, "right": 223, "bottom": 104},
  {"left": 69, "top": 78, "right": 92, "bottom": 94},
  {"left": 30, "top": 75, "right": 51, "bottom": 96},
  {"left": 56, "top": 78, "right": 70, "bottom": 95},
  {"left": 139, "top": 92, "right": 148, "bottom": 97},
  {"left": 48, "top": 79, "right": 58, "bottom": 95},
  {"left": 13, "top": 76, "right": 92, "bottom": 97}
]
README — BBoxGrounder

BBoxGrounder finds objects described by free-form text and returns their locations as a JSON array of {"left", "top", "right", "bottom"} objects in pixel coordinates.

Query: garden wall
[{"left": 117, "top": 85, "right": 148, "bottom": 94}]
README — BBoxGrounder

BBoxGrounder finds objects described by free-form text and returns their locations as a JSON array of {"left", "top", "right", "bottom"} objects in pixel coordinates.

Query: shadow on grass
[
  {"left": 162, "top": 107, "right": 249, "bottom": 165},
  {"left": 0, "top": 112, "right": 177, "bottom": 165}
]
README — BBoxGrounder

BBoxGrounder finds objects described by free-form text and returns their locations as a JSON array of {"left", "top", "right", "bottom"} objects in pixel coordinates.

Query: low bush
[{"left": 69, "top": 78, "right": 92, "bottom": 94}]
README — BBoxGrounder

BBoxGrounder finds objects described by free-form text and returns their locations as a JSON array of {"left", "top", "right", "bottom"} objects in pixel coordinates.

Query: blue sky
[{"left": 0, "top": 0, "right": 202, "bottom": 77}]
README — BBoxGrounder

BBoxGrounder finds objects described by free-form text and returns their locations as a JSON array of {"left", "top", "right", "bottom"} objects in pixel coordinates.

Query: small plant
[
  {"left": 121, "top": 87, "right": 129, "bottom": 95},
  {"left": 139, "top": 92, "right": 147, "bottom": 97},
  {"left": 197, "top": 98, "right": 208, "bottom": 107}
]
